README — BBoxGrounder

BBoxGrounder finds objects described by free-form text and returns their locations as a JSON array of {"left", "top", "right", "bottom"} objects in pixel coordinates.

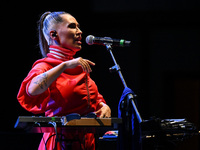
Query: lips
[{"left": 75, "top": 37, "right": 82, "bottom": 45}]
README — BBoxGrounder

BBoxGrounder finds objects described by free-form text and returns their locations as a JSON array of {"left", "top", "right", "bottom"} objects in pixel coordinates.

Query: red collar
[{"left": 47, "top": 45, "right": 76, "bottom": 61}]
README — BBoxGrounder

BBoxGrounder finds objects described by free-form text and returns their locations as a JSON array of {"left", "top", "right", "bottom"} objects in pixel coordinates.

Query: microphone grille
[{"left": 86, "top": 35, "right": 95, "bottom": 45}]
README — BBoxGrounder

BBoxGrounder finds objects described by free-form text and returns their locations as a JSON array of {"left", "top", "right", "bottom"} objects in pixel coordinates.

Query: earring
[{"left": 52, "top": 31, "right": 57, "bottom": 37}]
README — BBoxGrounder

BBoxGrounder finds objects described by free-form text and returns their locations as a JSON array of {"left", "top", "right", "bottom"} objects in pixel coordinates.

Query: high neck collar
[{"left": 47, "top": 45, "right": 76, "bottom": 61}]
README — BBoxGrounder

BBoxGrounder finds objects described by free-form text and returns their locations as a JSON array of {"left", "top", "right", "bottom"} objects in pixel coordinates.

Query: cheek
[
  {"left": 59, "top": 30, "right": 75, "bottom": 45},
  {"left": 66, "top": 31, "right": 75, "bottom": 40}
]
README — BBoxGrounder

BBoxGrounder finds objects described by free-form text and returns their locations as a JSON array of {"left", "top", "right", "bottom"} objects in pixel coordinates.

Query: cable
[
  {"left": 48, "top": 121, "right": 58, "bottom": 150},
  {"left": 45, "top": 134, "right": 56, "bottom": 150},
  {"left": 37, "top": 121, "right": 84, "bottom": 150},
  {"left": 35, "top": 122, "right": 47, "bottom": 150}
]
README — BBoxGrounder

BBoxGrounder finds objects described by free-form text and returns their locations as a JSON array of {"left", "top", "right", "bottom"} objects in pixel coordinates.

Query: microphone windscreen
[{"left": 86, "top": 35, "right": 94, "bottom": 45}]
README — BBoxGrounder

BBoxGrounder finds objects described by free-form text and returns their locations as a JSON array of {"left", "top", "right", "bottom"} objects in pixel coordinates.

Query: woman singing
[{"left": 17, "top": 11, "right": 111, "bottom": 150}]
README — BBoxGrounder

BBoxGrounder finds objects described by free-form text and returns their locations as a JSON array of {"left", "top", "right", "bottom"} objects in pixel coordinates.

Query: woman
[{"left": 17, "top": 11, "right": 111, "bottom": 150}]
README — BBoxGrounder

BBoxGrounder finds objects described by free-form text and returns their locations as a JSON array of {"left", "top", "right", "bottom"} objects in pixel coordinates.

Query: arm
[{"left": 28, "top": 57, "right": 95, "bottom": 96}]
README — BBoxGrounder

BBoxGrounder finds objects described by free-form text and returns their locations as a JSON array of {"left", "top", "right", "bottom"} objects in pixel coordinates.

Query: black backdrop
[{"left": 1, "top": 0, "right": 200, "bottom": 149}]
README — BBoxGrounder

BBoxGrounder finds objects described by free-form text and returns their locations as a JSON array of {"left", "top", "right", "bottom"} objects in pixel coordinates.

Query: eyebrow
[{"left": 68, "top": 22, "right": 80, "bottom": 27}]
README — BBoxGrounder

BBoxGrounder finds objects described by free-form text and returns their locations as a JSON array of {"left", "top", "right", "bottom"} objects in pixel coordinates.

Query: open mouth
[{"left": 75, "top": 37, "right": 82, "bottom": 45}]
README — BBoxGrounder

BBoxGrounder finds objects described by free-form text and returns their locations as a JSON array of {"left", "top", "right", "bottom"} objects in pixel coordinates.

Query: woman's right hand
[{"left": 65, "top": 57, "right": 95, "bottom": 73}]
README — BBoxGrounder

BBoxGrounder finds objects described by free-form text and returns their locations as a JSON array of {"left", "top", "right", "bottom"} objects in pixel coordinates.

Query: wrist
[
  {"left": 99, "top": 102, "right": 106, "bottom": 107},
  {"left": 62, "top": 61, "right": 69, "bottom": 70}
]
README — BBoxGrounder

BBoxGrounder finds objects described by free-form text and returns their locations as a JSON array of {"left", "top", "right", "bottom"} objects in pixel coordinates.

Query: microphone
[{"left": 86, "top": 35, "right": 131, "bottom": 47}]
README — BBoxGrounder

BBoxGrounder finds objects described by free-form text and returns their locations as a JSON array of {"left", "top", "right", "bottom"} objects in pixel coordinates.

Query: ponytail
[
  {"left": 38, "top": 11, "right": 67, "bottom": 57},
  {"left": 38, "top": 12, "right": 51, "bottom": 57}
]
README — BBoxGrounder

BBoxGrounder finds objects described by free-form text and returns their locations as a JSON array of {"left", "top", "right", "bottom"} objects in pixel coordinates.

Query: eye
[{"left": 68, "top": 23, "right": 77, "bottom": 29}]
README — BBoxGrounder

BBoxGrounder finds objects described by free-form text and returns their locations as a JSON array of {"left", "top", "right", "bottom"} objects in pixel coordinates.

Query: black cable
[
  {"left": 45, "top": 133, "right": 68, "bottom": 150},
  {"left": 35, "top": 122, "right": 47, "bottom": 150},
  {"left": 48, "top": 121, "right": 61, "bottom": 150},
  {"left": 45, "top": 134, "right": 56, "bottom": 149},
  {"left": 37, "top": 121, "right": 85, "bottom": 150}
]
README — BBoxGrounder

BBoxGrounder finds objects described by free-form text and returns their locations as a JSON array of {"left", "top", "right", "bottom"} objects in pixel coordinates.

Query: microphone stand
[{"left": 105, "top": 44, "right": 142, "bottom": 150}]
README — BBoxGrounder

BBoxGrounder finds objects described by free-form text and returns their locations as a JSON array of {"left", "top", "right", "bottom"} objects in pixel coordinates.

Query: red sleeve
[{"left": 17, "top": 62, "right": 51, "bottom": 114}]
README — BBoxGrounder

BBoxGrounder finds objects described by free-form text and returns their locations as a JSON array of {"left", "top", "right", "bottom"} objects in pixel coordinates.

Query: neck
[{"left": 47, "top": 45, "right": 76, "bottom": 61}]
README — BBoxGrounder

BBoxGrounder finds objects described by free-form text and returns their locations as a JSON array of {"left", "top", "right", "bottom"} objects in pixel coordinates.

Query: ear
[
  {"left": 50, "top": 30, "right": 58, "bottom": 40},
  {"left": 49, "top": 30, "right": 60, "bottom": 45}
]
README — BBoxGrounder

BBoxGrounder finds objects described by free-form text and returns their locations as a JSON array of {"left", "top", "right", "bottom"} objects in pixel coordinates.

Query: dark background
[{"left": 1, "top": 0, "right": 200, "bottom": 149}]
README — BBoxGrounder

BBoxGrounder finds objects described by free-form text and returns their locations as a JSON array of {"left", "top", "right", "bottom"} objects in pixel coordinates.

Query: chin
[{"left": 73, "top": 46, "right": 82, "bottom": 52}]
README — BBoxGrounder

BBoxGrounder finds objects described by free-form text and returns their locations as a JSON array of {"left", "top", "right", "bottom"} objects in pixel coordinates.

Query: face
[{"left": 53, "top": 14, "right": 82, "bottom": 52}]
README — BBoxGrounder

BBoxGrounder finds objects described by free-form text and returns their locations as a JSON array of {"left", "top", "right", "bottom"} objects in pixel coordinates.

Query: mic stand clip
[{"left": 109, "top": 64, "right": 121, "bottom": 73}]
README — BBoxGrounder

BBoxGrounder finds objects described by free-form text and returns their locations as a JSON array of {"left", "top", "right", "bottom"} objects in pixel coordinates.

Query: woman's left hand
[{"left": 95, "top": 102, "right": 111, "bottom": 118}]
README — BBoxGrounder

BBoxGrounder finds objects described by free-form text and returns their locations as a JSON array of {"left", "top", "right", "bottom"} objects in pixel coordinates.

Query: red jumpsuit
[{"left": 17, "top": 45, "right": 106, "bottom": 150}]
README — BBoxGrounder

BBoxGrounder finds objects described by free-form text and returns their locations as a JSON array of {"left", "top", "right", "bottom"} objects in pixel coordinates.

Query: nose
[{"left": 77, "top": 27, "right": 82, "bottom": 34}]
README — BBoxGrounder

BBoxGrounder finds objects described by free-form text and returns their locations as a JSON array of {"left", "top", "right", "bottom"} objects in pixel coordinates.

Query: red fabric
[
  {"left": 47, "top": 45, "right": 75, "bottom": 61},
  {"left": 17, "top": 46, "right": 106, "bottom": 150}
]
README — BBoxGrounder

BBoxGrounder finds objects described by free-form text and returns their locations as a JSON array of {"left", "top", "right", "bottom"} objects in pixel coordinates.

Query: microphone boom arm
[{"left": 105, "top": 44, "right": 127, "bottom": 87}]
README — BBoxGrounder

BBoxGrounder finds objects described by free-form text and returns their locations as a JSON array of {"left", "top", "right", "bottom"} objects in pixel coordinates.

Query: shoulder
[
  {"left": 32, "top": 62, "right": 52, "bottom": 71},
  {"left": 32, "top": 58, "right": 51, "bottom": 67},
  {"left": 27, "top": 58, "right": 52, "bottom": 76},
  {"left": 33, "top": 57, "right": 62, "bottom": 68}
]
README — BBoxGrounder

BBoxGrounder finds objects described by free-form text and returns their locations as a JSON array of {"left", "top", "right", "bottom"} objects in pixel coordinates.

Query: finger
[
  {"left": 103, "top": 109, "right": 111, "bottom": 118},
  {"left": 102, "top": 111, "right": 109, "bottom": 118},
  {"left": 80, "top": 59, "right": 92, "bottom": 73},
  {"left": 105, "top": 112, "right": 111, "bottom": 118},
  {"left": 81, "top": 61, "right": 91, "bottom": 73},
  {"left": 94, "top": 109, "right": 101, "bottom": 114},
  {"left": 83, "top": 60, "right": 92, "bottom": 72},
  {"left": 85, "top": 59, "right": 96, "bottom": 66},
  {"left": 78, "top": 58, "right": 89, "bottom": 72},
  {"left": 99, "top": 113, "right": 104, "bottom": 118}
]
